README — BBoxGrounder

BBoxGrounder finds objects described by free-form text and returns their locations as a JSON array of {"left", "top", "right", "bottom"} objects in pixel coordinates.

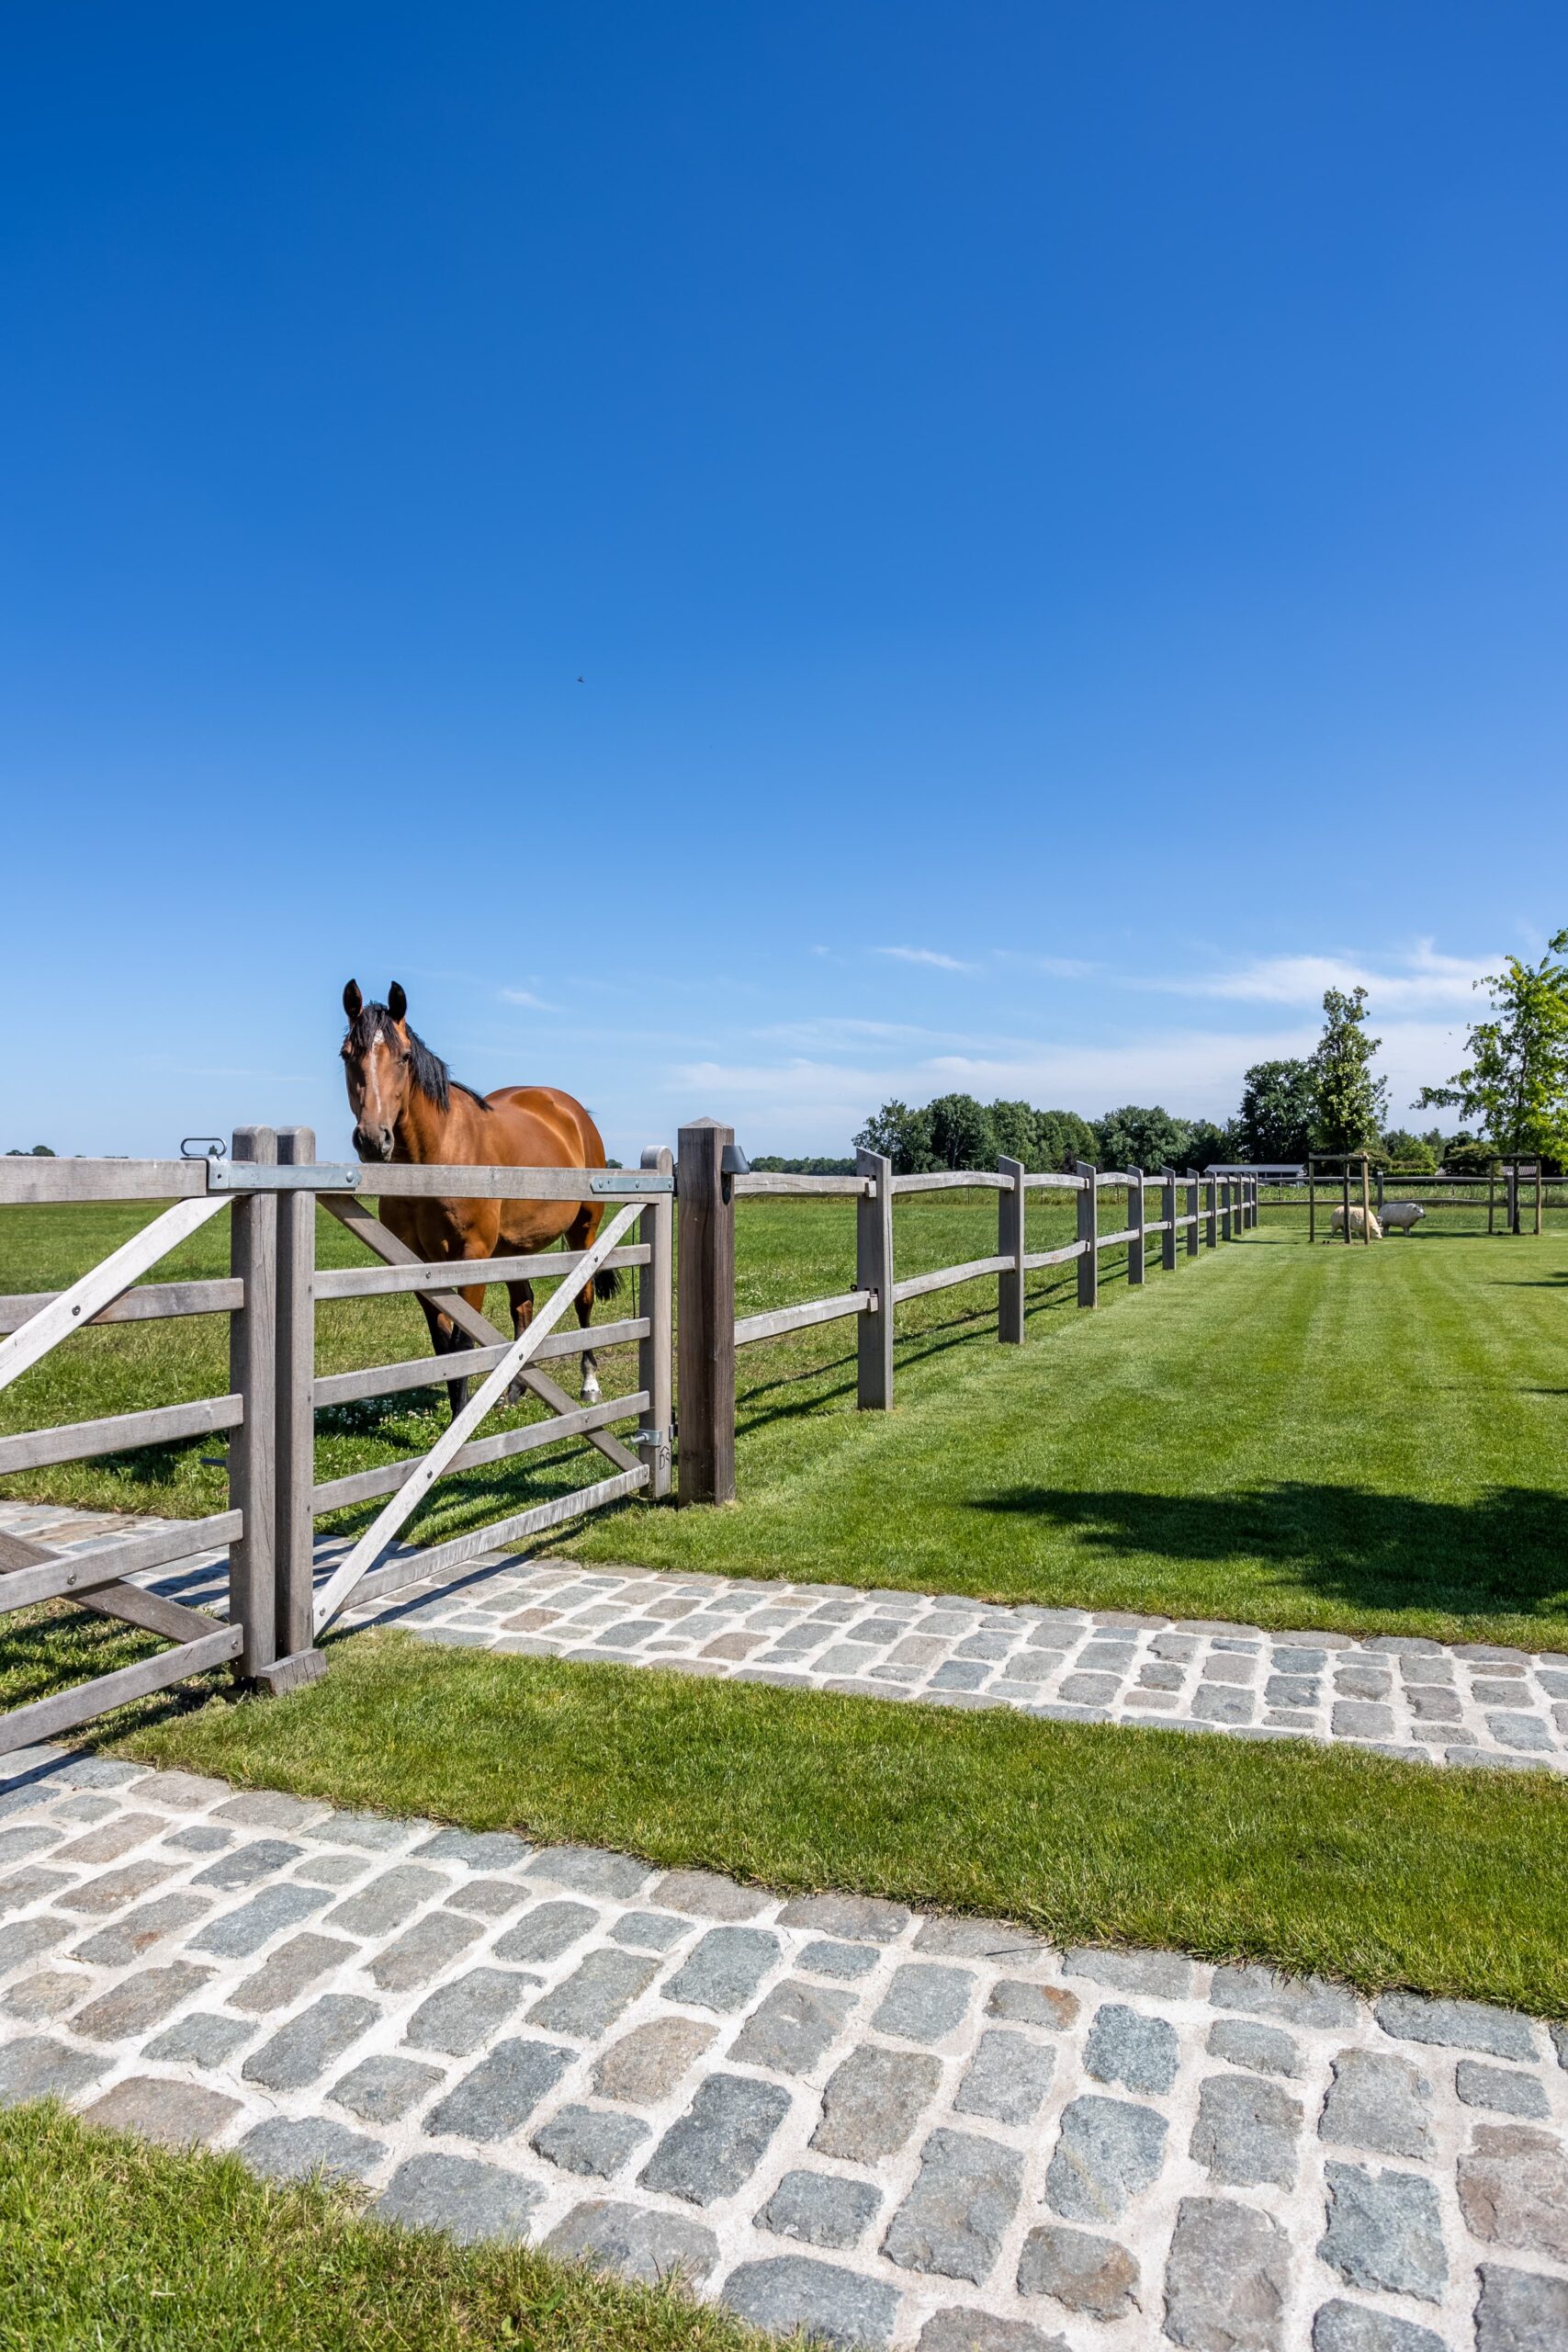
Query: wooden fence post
[
  {"left": 1077, "top": 1162, "right": 1098, "bottom": 1306},
  {"left": 1161, "top": 1170, "right": 1178, "bottom": 1271},
  {"left": 1205, "top": 1175, "right": 1218, "bottom": 1249},
  {"left": 857, "top": 1149, "right": 895, "bottom": 1407},
  {"left": 1507, "top": 1164, "right": 1518, "bottom": 1235},
  {"left": 1535, "top": 1167, "right": 1543, "bottom": 1236},
  {"left": 228, "top": 1126, "right": 277, "bottom": 1680},
  {"left": 1126, "top": 1168, "right": 1145, "bottom": 1284},
  {"left": 998, "top": 1158, "right": 1025, "bottom": 1341},
  {"left": 267, "top": 1126, "right": 327, "bottom": 1692},
  {"left": 1360, "top": 1156, "right": 1372, "bottom": 1246},
  {"left": 676, "top": 1119, "right": 735, "bottom": 1504},
  {"left": 638, "top": 1147, "right": 674, "bottom": 1498},
  {"left": 1186, "top": 1170, "right": 1201, "bottom": 1257},
  {"left": 1376, "top": 1166, "right": 1384, "bottom": 1216}
]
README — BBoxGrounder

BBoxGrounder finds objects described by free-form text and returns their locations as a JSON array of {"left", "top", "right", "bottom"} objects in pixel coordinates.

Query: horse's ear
[
  {"left": 343, "top": 980, "right": 363, "bottom": 1021},
  {"left": 388, "top": 981, "right": 408, "bottom": 1023}
]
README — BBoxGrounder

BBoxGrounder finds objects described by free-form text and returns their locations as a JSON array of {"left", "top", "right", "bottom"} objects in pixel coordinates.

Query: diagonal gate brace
[{"left": 311, "top": 1201, "right": 643, "bottom": 1634}]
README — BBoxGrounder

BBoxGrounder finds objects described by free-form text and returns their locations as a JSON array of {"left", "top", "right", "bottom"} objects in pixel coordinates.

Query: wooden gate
[
  {"left": 248, "top": 1135, "right": 675, "bottom": 1661},
  {"left": 0, "top": 1134, "right": 281, "bottom": 1756}
]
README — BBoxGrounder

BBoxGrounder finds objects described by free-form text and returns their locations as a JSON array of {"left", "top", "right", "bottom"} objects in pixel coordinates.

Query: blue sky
[{"left": 4, "top": 4, "right": 1565, "bottom": 1161}]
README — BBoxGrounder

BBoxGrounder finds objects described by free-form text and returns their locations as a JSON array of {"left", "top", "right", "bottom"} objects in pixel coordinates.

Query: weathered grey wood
[
  {"left": 312, "top": 1202, "right": 640, "bottom": 1630},
  {"left": 1097, "top": 1226, "right": 1138, "bottom": 1248},
  {"left": 0, "top": 1192, "right": 232, "bottom": 1394},
  {"left": 889, "top": 1170, "right": 1010, "bottom": 1194},
  {"left": 1206, "top": 1177, "right": 1219, "bottom": 1249},
  {"left": 314, "top": 1343, "right": 511, "bottom": 1409},
  {"left": 345, "top": 1466, "right": 649, "bottom": 1610},
  {"left": 0, "top": 1277, "right": 243, "bottom": 1336},
  {"left": 1161, "top": 1170, "right": 1179, "bottom": 1272},
  {"left": 998, "top": 1157, "right": 1024, "bottom": 1343},
  {"left": 355, "top": 1165, "right": 668, "bottom": 1200},
  {"left": 1125, "top": 1168, "right": 1145, "bottom": 1285},
  {"left": 251, "top": 1647, "right": 330, "bottom": 1696},
  {"left": 857, "top": 1148, "right": 894, "bottom": 1411},
  {"left": 734, "top": 1292, "right": 870, "bottom": 1348},
  {"left": 319, "top": 1194, "right": 640, "bottom": 1478},
  {"left": 228, "top": 1126, "right": 277, "bottom": 1679},
  {"left": 1077, "top": 1163, "right": 1098, "bottom": 1306},
  {"left": 273, "top": 1128, "right": 320, "bottom": 1671},
  {"left": 1187, "top": 1172, "right": 1201, "bottom": 1257},
  {"left": 677, "top": 1120, "right": 737, "bottom": 1502},
  {"left": 1021, "top": 1172, "right": 1083, "bottom": 1191},
  {"left": 637, "top": 1147, "right": 674, "bottom": 1500},
  {"left": 0, "top": 1623, "right": 243, "bottom": 1757},
  {"left": 1021, "top": 1239, "right": 1089, "bottom": 1270},
  {"left": 0, "top": 1158, "right": 206, "bottom": 1204},
  {"left": 313, "top": 1245, "right": 649, "bottom": 1300},
  {"left": 1359, "top": 1158, "right": 1371, "bottom": 1247},
  {"left": 0, "top": 1524, "right": 222, "bottom": 1657},
  {"left": 0, "top": 1511, "right": 241, "bottom": 1612},
  {"left": 0, "top": 1393, "right": 243, "bottom": 1476},
  {"left": 730, "top": 1172, "right": 872, "bottom": 1197},
  {"left": 892, "top": 1253, "right": 1015, "bottom": 1305},
  {"left": 310, "top": 1390, "right": 650, "bottom": 1512},
  {"left": 529, "top": 1316, "right": 647, "bottom": 1360}
]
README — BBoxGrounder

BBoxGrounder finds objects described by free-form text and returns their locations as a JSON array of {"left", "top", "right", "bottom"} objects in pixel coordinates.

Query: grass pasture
[
  {"left": 3, "top": 1194, "right": 1568, "bottom": 1645},
  {"left": 0, "top": 2102, "right": 769, "bottom": 2352}
]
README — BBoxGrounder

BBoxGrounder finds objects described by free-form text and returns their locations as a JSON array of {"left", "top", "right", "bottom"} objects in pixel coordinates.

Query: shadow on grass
[{"left": 972, "top": 1481, "right": 1568, "bottom": 1623}]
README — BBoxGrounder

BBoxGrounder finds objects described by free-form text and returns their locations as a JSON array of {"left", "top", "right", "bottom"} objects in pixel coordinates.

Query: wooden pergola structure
[{"left": 1306, "top": 1151, "right": 1375, "bottom": 1244}]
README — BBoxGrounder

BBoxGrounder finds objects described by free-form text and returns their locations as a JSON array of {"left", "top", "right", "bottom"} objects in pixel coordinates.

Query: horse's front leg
[
  {"left": 415, "top": 1294, "right": 470, "bottom": 1425},
  {"left": 575, "top": 1280, "right": 601, "bottom": 1406}
]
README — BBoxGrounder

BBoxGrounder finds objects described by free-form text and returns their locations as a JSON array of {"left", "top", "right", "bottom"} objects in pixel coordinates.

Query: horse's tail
[{"left": 593, "top": 1265, "right": 622, "bottom": 1303}]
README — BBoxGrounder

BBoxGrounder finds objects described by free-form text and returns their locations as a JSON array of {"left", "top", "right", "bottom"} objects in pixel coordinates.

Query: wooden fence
[
  {"left": 0, "top": 1128, "right": 1258, "bottom": 1736},
  {"left": 673, "top": 1121, "right": 1258, "bottom": 1504}
]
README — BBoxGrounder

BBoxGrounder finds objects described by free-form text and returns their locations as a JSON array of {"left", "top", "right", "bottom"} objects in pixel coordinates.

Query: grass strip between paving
[
  {"left": 113, "top": 1631, "right": 1568, "bottom": 2019},
  {"left": 0, "top": 2101, "right": 774, "bottom": 2352}
]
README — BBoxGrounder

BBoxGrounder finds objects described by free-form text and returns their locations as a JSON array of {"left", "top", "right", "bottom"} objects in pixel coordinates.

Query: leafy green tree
[
  {"left": 1438, "top": 1132, "right": 1497, "bottom": 1175},
  {"left": 926, "top": 1092, "right": 998, "bottom": 1170},
  {"left": 1310, "top": 988, "right": 1389, "bottom": 1154},
  {"left": 988, "top": 1099, "right": 1043, "bottom": 1171},
  {"left": 1095, "top": 1104, "right": 1193, "bottom": 1171},
  {"left": 1186, "top": 1117, "right": 1238, "bottom": 1170},
  {"left": 1379, "top": 1128, "right": 1437, "bottom": 1173},
  {"left": 1035, "top": 1109, "right": 1100, "bottom": 1170},
  {"left": 853, "top": 1100, "right": 937, "bottom": 1173},
  {"left": 1417, "top": 933, "right": 1568, "bottom": 1162},
  {"left": 1235, "top": 1059, "right": 1314, "bottom": 1163}
]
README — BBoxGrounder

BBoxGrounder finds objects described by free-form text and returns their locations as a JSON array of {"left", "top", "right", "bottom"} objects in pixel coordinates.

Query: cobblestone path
[
  {"left": 2, "top": 1743, "right": 1565, "bottom": 2349},
  {"left": 3, "top": 1501, "right": 1565, "bottom": 1774}
]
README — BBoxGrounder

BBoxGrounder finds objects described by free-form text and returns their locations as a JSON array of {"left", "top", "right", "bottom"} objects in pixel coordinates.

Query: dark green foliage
[
  {"left": 1310, "top": 988, "right": 1390, "bottom": 1154},
  {"left": 1034, "top": 1108, "right": 1100, "bottom": 1170},
  {"left": 925, "top": 1091, "right": 998, "bottom": 1170},
  {"left": 1380, "top": 1129, "right": 1438, "bottom": 1173},
  {"left": 1094, "top": 1104, "right": 1193, "bottom": 1172},
  {"left": 749, "top": 1156, "right": 859, "bottom": 1175},
  {"left": 853, "top": 1098, "right": 937, "bottom": 1171},
  {"left": 1418, "top": 932, "right": 1568, "bottom": 1163},
  {"left": 1235, "top": 1060, "right": 1314, "bottom": 1163}
]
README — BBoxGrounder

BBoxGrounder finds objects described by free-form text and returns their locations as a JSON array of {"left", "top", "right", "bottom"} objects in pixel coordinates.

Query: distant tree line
[{"left": 835, "top": 978, "right": 1568, "bottom": 1177}]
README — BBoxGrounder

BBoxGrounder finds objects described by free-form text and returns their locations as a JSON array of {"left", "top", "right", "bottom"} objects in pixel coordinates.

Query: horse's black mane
[{"left": 347, "top": 1003, "right": 487, "bottom": 1113}]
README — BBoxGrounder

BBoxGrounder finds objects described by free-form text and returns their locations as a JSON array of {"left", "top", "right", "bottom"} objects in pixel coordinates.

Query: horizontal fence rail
[{"left": 674, "top": 1129, "right": 1259, "bottom": 1505}]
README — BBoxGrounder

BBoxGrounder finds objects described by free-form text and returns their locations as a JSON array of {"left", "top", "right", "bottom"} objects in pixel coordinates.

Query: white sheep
[
  {"left": 1379, "top": 1201, "right": 1426, "bottom": 1234},
  {"left": 1330, "top": 1205, "right": 1383, "bottom": 1239}
]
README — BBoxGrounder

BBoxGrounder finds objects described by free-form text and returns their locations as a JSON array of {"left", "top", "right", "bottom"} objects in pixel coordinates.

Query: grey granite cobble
[{"left": 3, "top": 1730, "right": 1565, "bottom": 2352}]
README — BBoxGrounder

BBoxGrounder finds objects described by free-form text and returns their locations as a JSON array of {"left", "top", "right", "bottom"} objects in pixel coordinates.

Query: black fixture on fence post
[{"left": 677, "top": 1119, "right": 736, "bottom": 1505}]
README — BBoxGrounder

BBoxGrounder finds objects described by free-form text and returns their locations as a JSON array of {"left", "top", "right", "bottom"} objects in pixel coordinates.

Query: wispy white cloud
[
  {"left": 994, "top": 951, "right": 1101, "bottom": 980},
  {"left": 874, "top": 945, "right": 976, "bottom": 974},
  {"left": 498, "top": 988, "right": 562, "bottom": 1012},
  {"left": 1145, "top": 943, "right": 1495, "bottom": 1011}
]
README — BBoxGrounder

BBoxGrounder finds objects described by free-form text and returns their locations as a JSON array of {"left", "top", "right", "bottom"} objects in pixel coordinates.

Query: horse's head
[{"left": 340, "top": 978, "right": 413, "bottom": 1160}]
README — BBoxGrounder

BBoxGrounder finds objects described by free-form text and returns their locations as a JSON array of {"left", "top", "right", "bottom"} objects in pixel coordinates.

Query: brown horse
[{"left": 339, "top": 980, "right": 617, "bottom": 1420}]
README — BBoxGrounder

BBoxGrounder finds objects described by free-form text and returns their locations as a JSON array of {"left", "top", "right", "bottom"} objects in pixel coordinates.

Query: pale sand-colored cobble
[{"left": 1, "top": 1743, "right": 1565, "bottom": 2350}]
